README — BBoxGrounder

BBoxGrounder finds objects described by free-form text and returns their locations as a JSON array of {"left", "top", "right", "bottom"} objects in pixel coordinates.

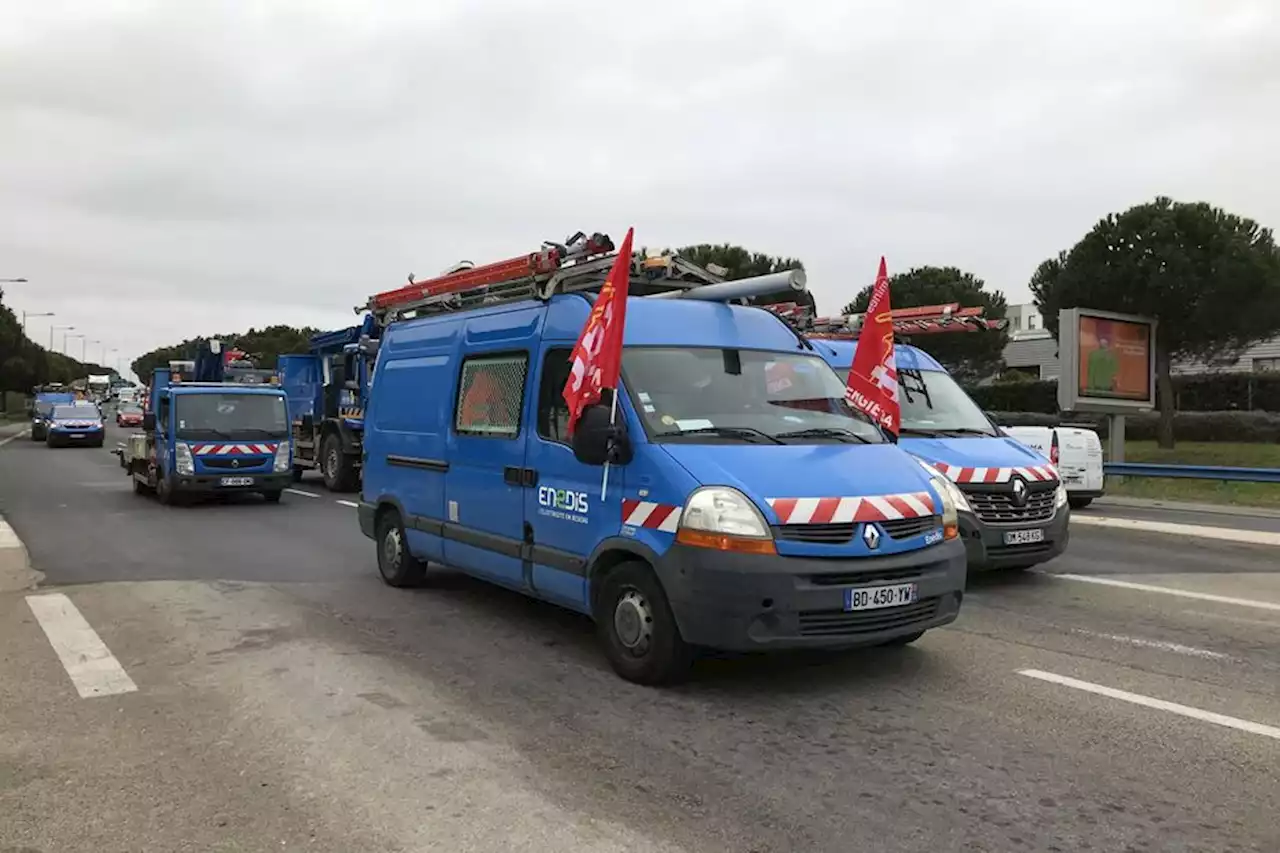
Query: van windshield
[
  {"left": 895, "top": 368, "right": 997, "bottom": 437},
  {"left": 174, "top": 393, "right": 288, "bottom": 440},
  {"left": 622, "top": 347, "right": 884, "bottom": 444}
]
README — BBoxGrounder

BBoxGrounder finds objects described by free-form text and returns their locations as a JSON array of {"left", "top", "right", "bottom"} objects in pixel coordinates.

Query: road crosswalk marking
[{"left": 26, "top": 593, "right": 138, "bottom": 699}]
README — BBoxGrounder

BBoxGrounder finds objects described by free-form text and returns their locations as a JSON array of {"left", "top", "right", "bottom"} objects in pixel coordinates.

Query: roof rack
[
  {"left": 765, "top": 301, "right": 1008, "bottom": 338},
  {"left": 361, "top": 230, "right": 807, "bottom": 325}
]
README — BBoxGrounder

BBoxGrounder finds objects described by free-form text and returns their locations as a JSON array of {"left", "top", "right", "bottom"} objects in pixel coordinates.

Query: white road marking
[
  {"left": 1072, "top": 629, "right": 1229, "bottom": 661},
  {"left": 0, "top": 519, "right": 22, "bottom": 550},
  {"left": 1055, "top": 574, "right": 1280, "bottom": 613},
  {"left": 1018, "top": 669, "right": 1280, "bottom": 741},
  {"left": 0, "top": 429, "right": 30, "bottom": 448},
  {"left": 285, "top": 488, "right": 321, "bottom": 498},
  {"left": 335, "top": 500, "right": 359, "bottom": 508},
  {"left": 26, "top": 593, "right": 138, "bottom": 699},
  {"left": 1182, "top": 609, "right": 1280, "bottom": 629},
  {"left": 1072, "top": 514, "right": 1280, "bottom": 547}
]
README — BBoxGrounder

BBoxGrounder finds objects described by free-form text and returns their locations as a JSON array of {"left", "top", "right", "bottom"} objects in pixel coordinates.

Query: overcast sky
[{"left": 2, "top": 0, "right": 1277, "bottom": 379}]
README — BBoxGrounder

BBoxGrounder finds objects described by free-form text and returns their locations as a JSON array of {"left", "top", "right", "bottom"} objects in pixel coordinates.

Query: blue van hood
[
  {"left": 901, "top": 435, "right": 1050, "bottom": 471},
  {"left": 658, "top": 443, "right": 935, "bottom": 506}
]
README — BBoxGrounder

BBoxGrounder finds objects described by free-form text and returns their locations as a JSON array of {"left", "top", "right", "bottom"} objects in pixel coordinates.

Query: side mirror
[
  {"left": 571, "top": 403, "right": 633, "bottom": 466},
  {"left": 142, "top": 412, "right": 156, "bottom": 432}
]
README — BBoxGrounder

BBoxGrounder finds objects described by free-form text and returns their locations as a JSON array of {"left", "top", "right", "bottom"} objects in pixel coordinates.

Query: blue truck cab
[
  {"left": 359, "top": 289, "right": 970, "bottom": 684},
  {"left": 277, "top": 315, "right": 376, "bottom": 492},
  {"left": 815, "top": 339, "right": 1069, "bottom": 570},
  {"left": 119, "top": 341, "right": 293, "bottom": 505},
  {"left": 30, "top": 387, "right": 75, "bottom": 441}
]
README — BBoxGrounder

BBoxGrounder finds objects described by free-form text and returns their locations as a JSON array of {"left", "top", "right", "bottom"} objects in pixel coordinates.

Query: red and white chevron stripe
[
  {"left": 192, "top": 443, "right": 279, "bottom": 456},
  {"left": 767, "top": 492, "right": 936, "bottom": 525},
  {"left": 930, "top": 462, "right": 1057, "bottom": 484},
  {"left": 621, "top": 499, "right": 682, "bottom": 533}
]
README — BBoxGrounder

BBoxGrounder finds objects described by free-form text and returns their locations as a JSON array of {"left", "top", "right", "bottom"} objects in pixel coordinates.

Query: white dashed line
[
  {"left": 26, "top": 593, "right": 138, "bottom": 699},
  {"left": 1071, "top": 514, "right": 1280, "bottom": 547},
  {"left": 1055, "top": 574, "right": 1280, "bottom": 613},
  {"left": 335, "top": 500, "right": 359, "bottom": 508},
  {"left": 1072, "top": 629, "right": 1230, "bottom": 661},
  {"left": 1018, "top": 669, "right": 1280, "bottom": 741},
  {"left": 285, "top": 488, "right": 321, "bottom": 499},
  {"left": 0, "top": 429, "right": 30, "bottom": 448}
]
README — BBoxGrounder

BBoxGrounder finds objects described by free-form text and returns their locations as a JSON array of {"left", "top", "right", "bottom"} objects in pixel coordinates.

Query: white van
[{"left": 1000, "top": 425, "right": 1105, "bottom": 509}]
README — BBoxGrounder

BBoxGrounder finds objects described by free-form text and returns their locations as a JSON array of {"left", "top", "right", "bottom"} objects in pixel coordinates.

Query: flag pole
[{"left": 600, "top": 387, "right": 619, "bottom": 500}]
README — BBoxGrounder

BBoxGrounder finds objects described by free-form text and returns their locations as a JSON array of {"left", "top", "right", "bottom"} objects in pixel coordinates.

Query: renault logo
[
  {"left": 1011, "top": 477, "right": 1027, "bottom": 506},
  {"left": 231, "top": 459, "right": 240, "bottom": 469},
  {"left": 862, "top": 523, "right": 881, "bottom": 550}
]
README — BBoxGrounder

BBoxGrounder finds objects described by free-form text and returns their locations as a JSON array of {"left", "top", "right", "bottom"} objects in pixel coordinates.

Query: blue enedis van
[
  {"left": 815, "top": 340, "right": 1069, "bottom": 571},
  {"left": 358, "top": 297, "right": 969, "bottom": 684}
]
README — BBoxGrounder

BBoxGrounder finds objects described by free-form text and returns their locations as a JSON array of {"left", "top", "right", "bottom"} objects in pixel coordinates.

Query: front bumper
[
  {"left": 47, "top": 428, "right": 104, "bottom": 444},
  {"left": 652, "top": 538, "right": 967, "bottom": 652},
  {"left": 171, "top": 472, "right": 293, "bottom": 493},
  {"left": 959, "top": 505, "right": 1070, "bottom": 570}
]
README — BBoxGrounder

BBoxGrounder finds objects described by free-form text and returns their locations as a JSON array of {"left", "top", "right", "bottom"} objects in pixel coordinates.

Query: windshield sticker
[
  {"left": 675, "top": 418, "right": 714, "bottom": 431},
  {"left": 637, "top": 391, "right": 652, "bottom": 403},
  {"left": 537, "top": 486, "right": 589, "bottom": 525},
  {"left": 642, "top": 404, "right": 656, "bottom": 414},
  {"left": 660, "top": 414, "right": 676, "bottom": 426}
]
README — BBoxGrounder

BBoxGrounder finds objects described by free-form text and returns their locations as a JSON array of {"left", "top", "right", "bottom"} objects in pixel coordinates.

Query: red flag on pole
[
  {"left": 563, "top": 227, "right": 634, "bottom": 436},
  {"left": 844, "top": 257, "right": 901, "bottom": 436}
]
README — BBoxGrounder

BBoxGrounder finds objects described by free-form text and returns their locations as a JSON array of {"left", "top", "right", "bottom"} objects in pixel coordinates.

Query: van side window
[
  {"left": 536, "top": 348, "right": 574, "bottom": 443},
  {"left": 455, "top": 353, "right": 528, "bottom": 439}
]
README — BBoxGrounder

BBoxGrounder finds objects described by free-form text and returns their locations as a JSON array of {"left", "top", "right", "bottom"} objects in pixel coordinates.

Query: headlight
[
  {"left": 175, "top": 442, "right": 195, "bottom": 475},
  {"left": 914, "top": 458, "right": 965, "bottom": 540},
  {"left": 273, "top": 442, "right": 291, "bottom": 473},
  {"left": 675, "top": 487, "right": 776, "bottom": 555},
  {"left": 1055, "top": 480, "right": 1068, "bottom": 508}
]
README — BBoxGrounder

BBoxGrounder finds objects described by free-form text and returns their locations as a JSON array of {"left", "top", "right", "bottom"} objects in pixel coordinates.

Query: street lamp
[
  {"left": 65, "top": 332, "right": 83, "bottom": 357},
  {"left": 50, "top": 324, "right": 74, "bottom": 350},
  {"left": 0, "top": 278, "right": 27, "bottom": 283},
  {"left": 21, "top": 310, "right": 53, "bottom": 333}
]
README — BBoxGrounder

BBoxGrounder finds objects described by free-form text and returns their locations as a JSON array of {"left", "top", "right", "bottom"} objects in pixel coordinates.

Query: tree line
[
  {"left": 0, "top": 287, "right": 113, "bottom": 394},
  {"left": 127, "top": 209, "right": 1280, "bottom": 449}
]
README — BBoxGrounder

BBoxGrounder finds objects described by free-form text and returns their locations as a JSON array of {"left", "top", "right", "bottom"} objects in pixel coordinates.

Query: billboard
[{"left": 1057, "top": 308, "right": 1157, "bottom": 413}]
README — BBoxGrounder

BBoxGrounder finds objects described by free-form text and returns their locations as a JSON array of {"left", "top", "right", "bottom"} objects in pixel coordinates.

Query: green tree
[
  {"left": 0, "top": 286, "right": 108, "bottom": 397},
  {"left": 131, "top": 325, "right": 320, "bottom": 380},
  {"left": 840, "top": 266, "right": 1009, "bottom": 384},
  {"left": 676, "top": 243, "right": 813, "bottom": 310},
  {"left": 1030, "top": 197, "right": 1280, "bottom": 448}
]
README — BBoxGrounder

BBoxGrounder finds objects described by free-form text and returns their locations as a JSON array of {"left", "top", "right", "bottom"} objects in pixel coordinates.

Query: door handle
[
  {"left": 503, "top": 466, "right": 523, "bottom": 486},
  {"left": 521, "top": 468, "right": 538, "bottom": 487}
]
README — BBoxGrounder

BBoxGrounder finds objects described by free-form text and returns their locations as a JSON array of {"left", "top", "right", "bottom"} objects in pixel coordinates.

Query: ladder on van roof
[
  {"left": 764, "top": 301, "right": 1008, "bottom": 338},
  {"left": 360, "top": 230, "right": 806, "bottom": 326}
]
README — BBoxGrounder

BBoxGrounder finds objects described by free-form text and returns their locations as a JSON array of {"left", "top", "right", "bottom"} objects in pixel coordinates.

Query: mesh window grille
[{"left": 455, "top": 355, "right": 528, "bottom": 437}]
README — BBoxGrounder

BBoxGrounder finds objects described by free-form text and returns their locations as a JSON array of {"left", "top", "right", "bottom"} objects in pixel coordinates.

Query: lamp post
[
  {"left": 0, "top": 278, "right": 27, "bottom": 283},
  {"left": 50, "top": 324, "right": 74, "bottom": 350},
  {"left": 65, "top": 333, "right": 83, "bottom": 357},
  {"left": 21, "top": 310, "right": 53, "bottom": 333}
]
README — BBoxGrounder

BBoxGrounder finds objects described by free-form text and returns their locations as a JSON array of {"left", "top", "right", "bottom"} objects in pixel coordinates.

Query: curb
[
  {"left": 0, "top": 427, "right": 30, "bottom": 449},
  {"left": 0, "top": 515, "right": 43, "bottom": 593},
  {"left": 1092, "top": 495, "right": 1280, "bottom": 521}
]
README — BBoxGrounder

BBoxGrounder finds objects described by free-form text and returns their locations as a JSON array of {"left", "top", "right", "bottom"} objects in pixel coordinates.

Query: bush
[
  {"left": 992, "top": 410, "right": 1280, "bottom": 443},
  {"left": 969, "top": 371, "right": 1280, "bottom": 414}
]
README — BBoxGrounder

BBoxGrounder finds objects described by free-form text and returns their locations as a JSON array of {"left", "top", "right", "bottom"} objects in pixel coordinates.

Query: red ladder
[{"left": 765, "top": 301, "right": 1008, "bottom": 337}]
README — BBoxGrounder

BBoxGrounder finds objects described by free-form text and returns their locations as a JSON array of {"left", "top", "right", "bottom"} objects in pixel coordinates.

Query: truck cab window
[
  {"left": 537, "top": 348, "right": 574, "bottom": 443},
  {"left": 157, "top": 398, "right": 170, "bottom": 432}
]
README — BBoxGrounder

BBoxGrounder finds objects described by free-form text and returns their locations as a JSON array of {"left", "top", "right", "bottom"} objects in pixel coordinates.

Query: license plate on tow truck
[
  {"left": 1003, "top": 528, "right": 1045, "bottom": 546},
  {"left": 219, "top": 477, "right": 254, "bottom": 487},
  {"left": 844, "top": 583, "right": 918, "bottom": 612}
]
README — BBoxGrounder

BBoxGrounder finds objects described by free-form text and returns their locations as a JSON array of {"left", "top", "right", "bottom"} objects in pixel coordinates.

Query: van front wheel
[
  {"left": 596, "top": 561, "right": 691, "bottom": 686},
  {"left": 376, "top": 510, "right": 426, "bottom": 588}
]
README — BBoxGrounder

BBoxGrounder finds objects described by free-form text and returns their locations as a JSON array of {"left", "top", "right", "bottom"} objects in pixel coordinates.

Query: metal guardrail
[{"left": 1104, "top": 463, "right": 1280, "bottom": 483}]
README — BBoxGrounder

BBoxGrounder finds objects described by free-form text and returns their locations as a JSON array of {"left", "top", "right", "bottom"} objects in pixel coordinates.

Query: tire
[
  {"left": 132, "top": 477, "right": 150, "bottom": 495},
  {"left": 261, "top": 490, "right": 283, "bottom": 504},
  {"left": 594, "top": 561, "right": 692, "bottom": 686},
  {"left": 321, "top": 433, "right": 358, "bottom": 492},
  {"left": 1068, "top": 496, "right": 1093, "bottom": 510},
  {"left": 291, "top": 466, "right": 304, "bottom": 484},
  {"left": 45, "top": 435, "right": 58, "bottom": 448},
  {"left": 880, "top": 630, "right": 925, "bottom": 647},
  {"left": 375, "top": 509, "right": 426, "bottom": 588},
  {"left": 155, "top": 474, "right": 177, "bottom": 506}
]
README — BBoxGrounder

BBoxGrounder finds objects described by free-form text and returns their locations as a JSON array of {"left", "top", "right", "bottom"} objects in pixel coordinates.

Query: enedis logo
[{"left": 538, "top": 486, "right": 588, "bottom": 515}]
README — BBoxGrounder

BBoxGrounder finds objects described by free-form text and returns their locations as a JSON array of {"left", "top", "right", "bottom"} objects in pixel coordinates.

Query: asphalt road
[{"left": 1, "top": 423, "right": 1277, "bottom": 853}]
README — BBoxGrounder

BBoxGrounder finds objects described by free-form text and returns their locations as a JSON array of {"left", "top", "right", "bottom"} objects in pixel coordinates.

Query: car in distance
[
  {"left": 116, "top": 405, "right": 144, "bottom": 428},
  {"left": 45, "top": 404, "right": 106, "bottom": 448}
]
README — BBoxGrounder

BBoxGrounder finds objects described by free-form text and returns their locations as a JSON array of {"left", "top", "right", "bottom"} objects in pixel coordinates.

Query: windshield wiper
[
  {"left": 900, "top": 426, "right": 995, "bottom": 438},
  {"left": 668, "top": 426, "right": 784, "bottom": 444},
  {"left": 773, "top": 426, "right": 871, "bottom": 444},
  {"left": 233, "top": 427, "right": 287, "bottom": 436}
]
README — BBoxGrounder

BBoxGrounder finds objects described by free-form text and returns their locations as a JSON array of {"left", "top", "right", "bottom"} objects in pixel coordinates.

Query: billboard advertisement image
[{"left": 1077, "top": 315, "right": 1152, "bottom": 401}]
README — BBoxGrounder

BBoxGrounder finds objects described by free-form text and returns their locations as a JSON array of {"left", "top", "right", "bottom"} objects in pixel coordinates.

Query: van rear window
[{"left": 455, "top": 354, "right": 527, "bottom": 438}]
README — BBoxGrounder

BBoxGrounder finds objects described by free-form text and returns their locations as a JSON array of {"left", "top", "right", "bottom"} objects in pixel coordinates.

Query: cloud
[{"left": 1, "top": 0, "right": 1278, "bottom": 372}]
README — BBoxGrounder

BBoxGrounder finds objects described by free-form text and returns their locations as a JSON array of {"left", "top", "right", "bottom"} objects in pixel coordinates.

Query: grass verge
[{"left": 1109, "top": 441, "right": 1280, "bottom": 508}]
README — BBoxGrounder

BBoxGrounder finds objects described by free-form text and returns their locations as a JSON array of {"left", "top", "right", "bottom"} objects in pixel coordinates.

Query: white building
[{"left": 1001, "top": 303, "right": 1280, "bottom": 380}]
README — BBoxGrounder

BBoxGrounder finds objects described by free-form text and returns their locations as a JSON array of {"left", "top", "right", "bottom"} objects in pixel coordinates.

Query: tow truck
[{"left": 118, "top": 340, "right": 293, "bottom": 505}]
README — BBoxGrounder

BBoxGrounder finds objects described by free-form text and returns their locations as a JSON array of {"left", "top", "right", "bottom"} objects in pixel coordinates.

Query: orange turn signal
[
  {"left": 676, "top": 528, "right": 777, "bottom": 555},
  {"left": 943, "top": 522, "right": 959, "bottom": 540}
]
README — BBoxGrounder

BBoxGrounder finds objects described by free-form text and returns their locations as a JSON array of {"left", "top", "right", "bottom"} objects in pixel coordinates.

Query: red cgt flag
[
  {"left": 844, "top": 257, "right": 900, "bottom": 436},
  {"left": 563, "top": 227, "right": 635, "bottom": 435}
]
